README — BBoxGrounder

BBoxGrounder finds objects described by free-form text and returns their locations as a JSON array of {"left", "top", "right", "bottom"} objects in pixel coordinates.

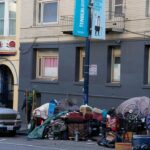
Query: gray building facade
[{"left": 19, "top": 0, "right": 150, "bottom": 110}]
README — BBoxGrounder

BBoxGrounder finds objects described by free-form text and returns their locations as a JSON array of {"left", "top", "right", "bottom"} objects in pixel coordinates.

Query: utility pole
[{"left": 83, "top": 0, "right": 92, "bottom": 105}]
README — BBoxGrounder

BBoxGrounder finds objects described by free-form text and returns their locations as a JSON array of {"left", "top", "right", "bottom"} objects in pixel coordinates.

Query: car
[{"left": 0, "top": 107, "right": 21, "bottom": 136}]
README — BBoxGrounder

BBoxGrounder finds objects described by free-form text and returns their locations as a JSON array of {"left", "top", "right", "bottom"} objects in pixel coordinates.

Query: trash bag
[{"left": 97, "top": 131, "right": 123, "bottom": 148}]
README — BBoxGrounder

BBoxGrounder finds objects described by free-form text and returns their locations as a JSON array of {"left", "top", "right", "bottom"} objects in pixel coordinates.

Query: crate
[{"left": 115, "top": 143, "right": 132, "bottom": 150}]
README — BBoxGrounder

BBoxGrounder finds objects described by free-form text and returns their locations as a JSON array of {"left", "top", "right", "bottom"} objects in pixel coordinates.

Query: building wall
[
  {"left": 19, "top": 39, "right": 150, "bottom": 109},
  {"left": 20, "top": 0, "right": 150, "bottom": 41},
  {"left": 19, "top": 0, "right": 150, "bottom": 110}
]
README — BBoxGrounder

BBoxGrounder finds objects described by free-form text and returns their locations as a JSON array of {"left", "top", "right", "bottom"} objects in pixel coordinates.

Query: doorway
[{"left": 0, "top": 65, "right": 14, "bottom": 108}]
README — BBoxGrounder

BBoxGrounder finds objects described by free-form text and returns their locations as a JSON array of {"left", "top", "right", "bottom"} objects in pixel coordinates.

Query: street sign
[{"left": 89, "top": 64, "right": 97, "bottom": 76}]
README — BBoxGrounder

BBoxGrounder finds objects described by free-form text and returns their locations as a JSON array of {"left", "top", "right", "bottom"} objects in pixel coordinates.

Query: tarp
[
  {"left": 116, "top": 96, "right": 150, "bottom": 118},
  {"left": 27, "top": 111, "right": 68, "bottom": 139}
]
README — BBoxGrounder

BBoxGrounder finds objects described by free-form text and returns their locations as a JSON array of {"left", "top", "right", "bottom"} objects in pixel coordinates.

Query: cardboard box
[
  {"left": 115, "top": 143, "right": 132, "bottom": 150},
  {"left": 122, "top": 132, "right": 133, "bottom": 142}
]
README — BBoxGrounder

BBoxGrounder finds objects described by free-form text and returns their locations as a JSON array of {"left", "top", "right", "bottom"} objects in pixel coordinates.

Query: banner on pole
[
  {"left": 73, "top": 0, "right": 89, "bottom": 37},
  {"left": 91, "top": 0, "right": 105, "bottom": 40}
]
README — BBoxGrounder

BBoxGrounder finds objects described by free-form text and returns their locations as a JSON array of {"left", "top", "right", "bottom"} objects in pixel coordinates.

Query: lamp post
[
  {"left": 73, "top": 0, "right": 105, "bottom": 104},
  {"left": 83, "top": 0, "right": 92, "bottom": 105}
]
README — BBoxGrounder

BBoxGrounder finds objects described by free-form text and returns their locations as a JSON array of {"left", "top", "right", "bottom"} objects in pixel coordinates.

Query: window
[
  {"left": 36, "top": 49, "right": 59, "bottom": 81},
  {"left": 38, "top": 0, "right": 58, "bottom": 24},
  {"left": 146, "top": 0, "right": 150, "bottom": 17},
  {"left": 107, "top": 46, "right": 121, "bottom": 83},
  {"left": 75, "top": 48, "right": 85, "bottom": 82},
  {"left": 9, "top": 1, "right": 16, "bottom": 35},
  {"left": 0, "top": 2, "right": 4, "bottom": 35},
  {"left": 144, "top": 47, "right": 150, "bottom": 84},
  {"left": 114, "top": 0, "right": 123, "bottom": 16},
  {"left": 0, "top": 0, "right": 16, "bottom": 36}
]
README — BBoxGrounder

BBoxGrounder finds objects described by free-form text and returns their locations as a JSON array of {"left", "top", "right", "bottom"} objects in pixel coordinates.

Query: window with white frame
[
  {"left": 107, "top": 46, "right": 121, "bottom": 83},
  {"left": 146, "top": 0, "right": 150, "bottom": 17},
  {"left": 114, "top": 0, "right": 123, "bottom": 15},
  {"left": 37, "top": 0, "right": 58, "bottom": 24},
  {"left": 75, "top": 48, "right": 85, "bottom": 82},
  {"left": 36, "top": 49, "right": 59, "bottom": 81},
  {"left": 0, "top": 0, "right": 16, "bottom": 36},
  {"left": 111, "top": 47, "right": 121, "bottom": 82}
]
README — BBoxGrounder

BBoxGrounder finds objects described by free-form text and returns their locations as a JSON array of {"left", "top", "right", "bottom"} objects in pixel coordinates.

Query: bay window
[{"left": 0, "top": 0, "right": 16, "bottom": 36}]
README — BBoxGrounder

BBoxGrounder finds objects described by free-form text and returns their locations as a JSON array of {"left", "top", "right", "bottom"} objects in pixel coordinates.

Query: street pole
[
  {"left": 83, "top": 0, "right": 92, "bottom": 105},
  {"left": 83, "top": 38, "right": 90, "bottom": 105}
]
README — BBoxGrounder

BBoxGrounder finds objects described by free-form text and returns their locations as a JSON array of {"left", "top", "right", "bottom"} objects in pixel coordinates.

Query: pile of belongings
[
  {"left": 28, "top": 96, "right": 150, "bottom": 145},
  {"left": 97, "top": 96, "right": 150, "bottom": 149},
  {"left": 97, "top": 107, "right": 122, "bottom": 148},
  {"left": 27, "top": 102, "right": 104, "bottom": 141},
  {"left": 116, "top": 96, "right": 150, "bottom": 133},
  {"left": 28, "top": 111, "right": 68, "bottom": 139}
]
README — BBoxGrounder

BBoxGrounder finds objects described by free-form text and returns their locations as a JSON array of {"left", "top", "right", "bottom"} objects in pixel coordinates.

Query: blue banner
[
  {"left": 73, "top": 0, "right": 89, "bottom": 37},
  {"left": 91, "top": 0, "right": 105, "bottom": 40}
]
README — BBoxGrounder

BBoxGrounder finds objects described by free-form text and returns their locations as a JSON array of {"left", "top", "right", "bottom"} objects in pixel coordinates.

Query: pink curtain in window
[{"left": 44, "top": 57, "right": 58, "bottom": 68}]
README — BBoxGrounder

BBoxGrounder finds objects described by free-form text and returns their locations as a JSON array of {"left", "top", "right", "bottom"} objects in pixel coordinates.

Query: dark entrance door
[{"left": 0, "top": 65, "right": 14, "bottom": 108}]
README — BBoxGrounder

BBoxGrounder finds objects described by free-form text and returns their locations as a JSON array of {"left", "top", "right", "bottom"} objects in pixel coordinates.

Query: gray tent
[{"left": 116, "top": 96, "right": 150, "bottom": 119}]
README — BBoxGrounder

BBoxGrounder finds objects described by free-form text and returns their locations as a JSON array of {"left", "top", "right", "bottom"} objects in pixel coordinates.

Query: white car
[{"left": 0, "top": 107, "right": 21, "bottom": 135}]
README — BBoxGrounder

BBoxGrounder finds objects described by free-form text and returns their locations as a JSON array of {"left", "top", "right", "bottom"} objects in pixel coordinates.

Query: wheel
[{"left": 9, "top": 131, "right": 16, "bottom": 136}]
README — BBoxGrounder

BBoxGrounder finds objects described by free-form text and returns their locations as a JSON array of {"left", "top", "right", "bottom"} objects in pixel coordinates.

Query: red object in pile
[
  {"left": 93, "top": 112, "right": 102, "bottom": 122},
  {"left": 84, "top": 113, "right": 93, "bottom": 120},
  {"left": 67, "top": 112, "right": 85, "bottom": 122},
  {"left": 106, "top": 116, "right": 119, "bottom": 132}
]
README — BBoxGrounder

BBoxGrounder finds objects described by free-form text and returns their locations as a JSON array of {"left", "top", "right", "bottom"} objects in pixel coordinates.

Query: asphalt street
[{"left": 0, "top": 134, "right": 114, "bottom": 150}]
